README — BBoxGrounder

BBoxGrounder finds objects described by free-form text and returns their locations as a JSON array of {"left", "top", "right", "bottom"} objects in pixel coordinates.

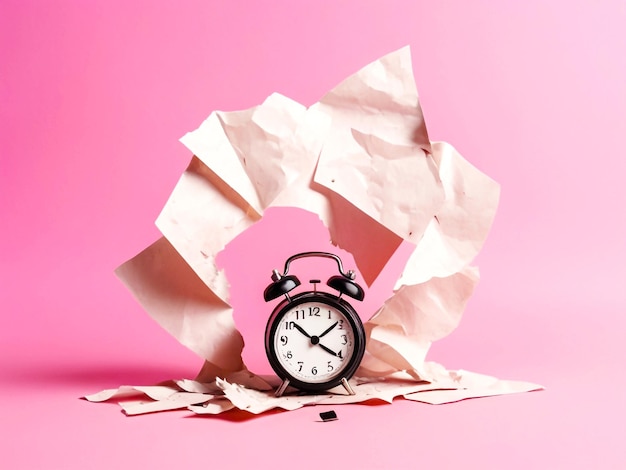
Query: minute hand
[{"left": 318, "top": 321, "right": 338, "bottom": 338}]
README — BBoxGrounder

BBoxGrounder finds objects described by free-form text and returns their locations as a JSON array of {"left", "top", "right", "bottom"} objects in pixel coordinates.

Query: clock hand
[
  {"left": 291, "top": 322, "right": 327, "bottom": 348},
  {"left": 292, "top": 322, "right": 311, "bottom": 338},
  {"left": 318, "top": 321, "right": 338, "bottom": 338},
  {"left": 318, "top": 343, "right": 339, "bottom": 357}
]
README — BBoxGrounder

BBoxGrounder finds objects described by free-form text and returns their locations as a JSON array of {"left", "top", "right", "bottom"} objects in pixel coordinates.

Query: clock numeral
[
  {"left": 280, "top": 335, "right": 288, "bottom": 346},
  {"left": 338, "top": 319, "right": 344, "bottom": 330},
  {"left": 327, "top": 361, "right": 334, "bottom": 372},
  {"left": 311, "top": 366, "right": 318, "bottom": 375},
  {"left": 328, "top": 310, "right": 332, "bottom": 319},
  {"left": 308, "top": 306, "right": 320, "bottom": 317},
  {"left": 285, "top": 321, "right": 296, "bottom": 330},
  {"left": 297, "top": 361, "right": 303, "bottom": 372},
  {"left": 286, "top": 351, "right": 293, "bottom": 359},
  {"left": 338, "top": 350, "right": 343, "bottom": 360},
  {"left": 341, "top": 334, "right": 347, "bottom": 345},
  {"left": 295, "top": 310, "right": 305, "bottom": 320}
]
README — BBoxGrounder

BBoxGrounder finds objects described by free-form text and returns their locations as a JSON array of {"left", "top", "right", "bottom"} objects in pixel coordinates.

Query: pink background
[{"left": 2, "top": 1, "right": 625, "bottom": 468}]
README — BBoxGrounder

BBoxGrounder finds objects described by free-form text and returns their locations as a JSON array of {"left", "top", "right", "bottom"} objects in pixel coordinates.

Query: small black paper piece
[{"left": 319, "top": 410, "right": 338, "bottom": 421}]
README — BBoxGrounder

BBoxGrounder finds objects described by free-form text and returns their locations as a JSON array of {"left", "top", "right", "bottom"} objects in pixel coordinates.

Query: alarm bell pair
[{"left": 263, "top": 252, "right": 364, "bottom": 302}]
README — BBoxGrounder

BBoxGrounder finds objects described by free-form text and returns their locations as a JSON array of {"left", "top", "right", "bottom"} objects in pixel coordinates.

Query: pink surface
[{"left": 1, "top": 1, "right": 625, "bottom": 468}]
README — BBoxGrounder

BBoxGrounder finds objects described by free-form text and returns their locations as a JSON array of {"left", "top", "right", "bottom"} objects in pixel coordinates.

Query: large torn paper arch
[{"left": 115, "top": 46, "right": 500, "bottom": 381}]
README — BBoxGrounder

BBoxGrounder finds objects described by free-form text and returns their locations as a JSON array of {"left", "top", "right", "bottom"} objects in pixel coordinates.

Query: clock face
[{"left": 266, "top": 293, "right": 365, "bottom": 390}]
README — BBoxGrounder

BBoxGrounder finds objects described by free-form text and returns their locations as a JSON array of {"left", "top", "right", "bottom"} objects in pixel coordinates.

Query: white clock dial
[{"left": 273, "top": 301, "right": 355, "bottom": 384}]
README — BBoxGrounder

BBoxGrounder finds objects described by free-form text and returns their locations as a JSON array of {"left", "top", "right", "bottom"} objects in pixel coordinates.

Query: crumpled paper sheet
[
  {"left": 84, "top": 366, "right": 542, "bottom": 415},
  {"left": 97, "top": 46, "right": 541, "bottom": 415}
]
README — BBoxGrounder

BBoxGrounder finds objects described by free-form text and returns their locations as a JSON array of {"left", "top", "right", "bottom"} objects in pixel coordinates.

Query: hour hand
[
  {"left": 292, "top": 322, "right": 311, "bottom": 338},
  {"left": 318, "top": 343, "right": 339, "bottom": 357}
]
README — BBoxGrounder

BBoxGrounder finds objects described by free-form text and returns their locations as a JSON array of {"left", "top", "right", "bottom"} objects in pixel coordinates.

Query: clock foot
[
  {"left": 341, "top": 377, "right": 355, "bottom": 395},
  {"left": 275, "top": 378, "right": 290, "bottom": 397}
]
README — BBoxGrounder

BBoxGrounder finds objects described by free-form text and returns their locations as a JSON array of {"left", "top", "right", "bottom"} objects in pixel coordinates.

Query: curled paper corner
[{"left": 104, "top": 45, "right": 542, "bottom": 416}]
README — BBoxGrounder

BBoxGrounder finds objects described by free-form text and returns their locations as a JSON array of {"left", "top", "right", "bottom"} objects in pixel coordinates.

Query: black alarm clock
[{"left": 263, "top": 251, "right": 366, "bottom": 397}]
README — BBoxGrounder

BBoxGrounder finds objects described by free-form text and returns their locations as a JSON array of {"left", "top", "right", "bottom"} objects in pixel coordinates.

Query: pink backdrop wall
[{"left": 1, "top": 1, "right": 625, "bottom": 468}]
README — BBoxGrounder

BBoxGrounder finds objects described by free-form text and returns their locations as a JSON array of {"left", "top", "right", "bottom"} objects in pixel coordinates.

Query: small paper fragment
[
  {"left": 84, "top": 387, "right": 140, "bottom": 403},
  {"left": 404, "top": 380, "right": 544, "bottom": 405},
  {"left": 188, "top": 397, "right": 236, "bottom": 415},
  {"left": 120, "top": 392, "right": 214, "bottom": 416},
  {"left": 223, "top": 370, "right": 275, "bottom": 391},
  {"left": 84, "top": 384, "right": 180, "bottom": 403},
  {"left": 175, "top": 379, "right": 222, "bottom": 394}
]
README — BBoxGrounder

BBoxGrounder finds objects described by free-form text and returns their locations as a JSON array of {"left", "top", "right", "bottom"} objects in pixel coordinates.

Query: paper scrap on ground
[
  {"left": 403, "top": 369, "right": 543, "bottom": 404},
  {"left": 84, "top": 366, "right": 543, "bottom": 416},
  {"left": 101, "top": 46, "right": 540, "bottom": 415}
]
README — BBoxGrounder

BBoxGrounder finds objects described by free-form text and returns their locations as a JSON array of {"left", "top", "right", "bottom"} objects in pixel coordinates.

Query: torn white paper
[
  {"left": 101, "top": 46, "right": 540, "bottom": 416},
  {"left": 84, "top": 367, "right": 543, "bottom": 416}
]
